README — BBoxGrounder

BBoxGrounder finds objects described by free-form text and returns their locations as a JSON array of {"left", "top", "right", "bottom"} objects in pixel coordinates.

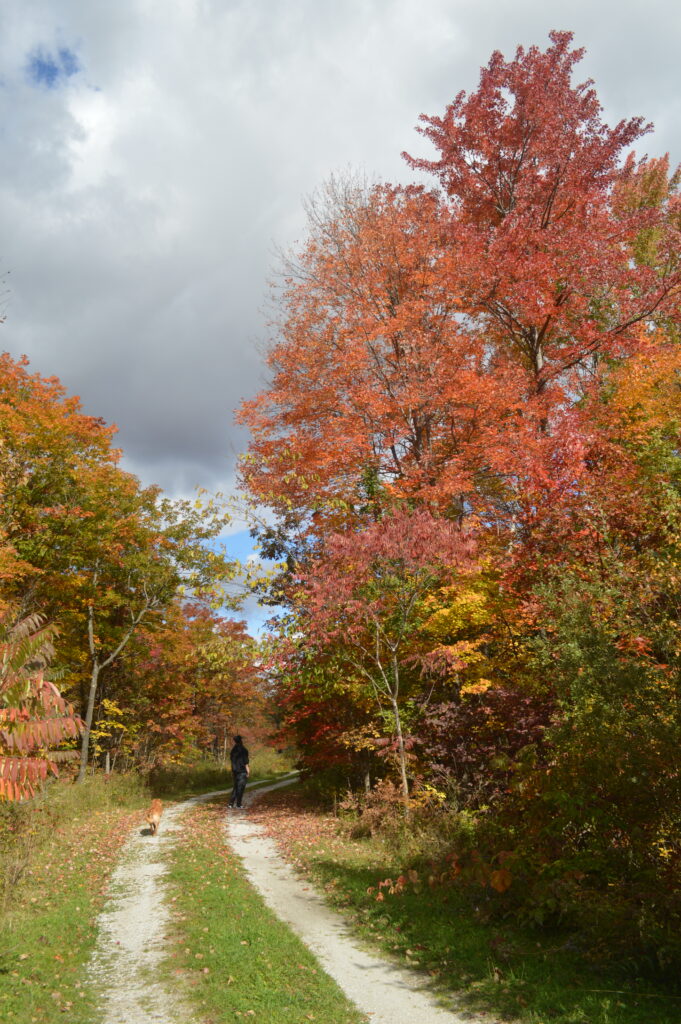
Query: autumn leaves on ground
[{"left": 1, "top": 28, "right": 681, "bottom": 1024}]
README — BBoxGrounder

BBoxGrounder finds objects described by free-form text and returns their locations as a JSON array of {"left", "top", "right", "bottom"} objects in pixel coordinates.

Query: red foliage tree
[
  {"left": 406, "top": 30, "right": 680, "bottom": 393},
  {"left": 299, "top": 509, "right": 475, "bottom": 799},
  {"left": 240, "top": 33, "right": 680, "bottom": 540}
]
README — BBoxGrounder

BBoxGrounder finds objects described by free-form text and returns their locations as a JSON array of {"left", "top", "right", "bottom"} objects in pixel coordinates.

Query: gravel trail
[
  {"left": 87, "top": 791, "right": 224, "bottom": 1024},
  {"left": 87, "top": 778, "right": 491, "bottom": 1024},
  {"left": 227, "top": 778, "right": 487, "bottom": 1024}
]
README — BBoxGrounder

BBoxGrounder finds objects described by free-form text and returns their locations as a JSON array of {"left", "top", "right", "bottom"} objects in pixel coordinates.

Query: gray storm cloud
[{"left": 1, "top": 0, "right": 678, "bottom": 497}]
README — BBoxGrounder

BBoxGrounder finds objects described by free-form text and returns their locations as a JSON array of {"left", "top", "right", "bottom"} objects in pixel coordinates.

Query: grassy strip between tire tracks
[
  {"left": 164, "top": 792, "right": 367, "bottom": 1024},
  {"left": 0, "top": 774, "right": 148, "bottom": 1024},
  {"left": 249, "top": 785, "right": 681, "bottom": 1024}
]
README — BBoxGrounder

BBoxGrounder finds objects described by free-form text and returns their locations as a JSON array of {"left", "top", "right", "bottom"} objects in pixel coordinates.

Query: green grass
[
  {"left": 0, "top": 758, "right": 296, "bottom": 1023},
  {"left": 164, "top": 795, "right": 367, "bottom": 1024},
  {"left": 21, "top": 769, "right": 656, "bottom": 1024},
  {"left": 258, "top": 786, "right": 681, "bottom": 1024},
  {"left": 0, "top": 773, "right": 148, "bottom": 1024}
]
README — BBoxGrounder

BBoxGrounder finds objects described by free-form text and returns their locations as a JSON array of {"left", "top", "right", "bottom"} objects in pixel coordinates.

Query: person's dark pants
[{"left": 229, "top": 770, "right": 248, "bottom": 807}]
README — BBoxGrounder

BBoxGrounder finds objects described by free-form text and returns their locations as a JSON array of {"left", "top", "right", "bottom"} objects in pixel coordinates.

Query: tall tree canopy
[
  {"left": 240, "top": 32, "right": 680, "bottom": 538},
  {"left": 0, "top": 350, "right": 258, "bottom": 788},
  {"left": 238, "top": 31, "right": 681, "bottom": 969}
]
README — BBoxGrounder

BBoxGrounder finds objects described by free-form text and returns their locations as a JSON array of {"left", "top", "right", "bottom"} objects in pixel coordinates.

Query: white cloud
[{"left": 0, "top": 0, "right": 678, "bottom": 504}]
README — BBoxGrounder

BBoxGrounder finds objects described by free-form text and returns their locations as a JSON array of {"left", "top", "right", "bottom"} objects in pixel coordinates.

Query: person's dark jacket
[{"left": 230, "top": 741, "right": 249, "bottom": 773}]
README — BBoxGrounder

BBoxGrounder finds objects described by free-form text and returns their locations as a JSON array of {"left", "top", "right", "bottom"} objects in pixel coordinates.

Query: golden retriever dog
[{"left": 146, "top": 799, "right": 163, "bottom": 835}]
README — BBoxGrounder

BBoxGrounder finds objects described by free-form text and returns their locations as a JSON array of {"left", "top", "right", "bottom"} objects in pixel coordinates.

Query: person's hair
[{"left": 233, "top": 735, "right": 242, "bottom": 743}]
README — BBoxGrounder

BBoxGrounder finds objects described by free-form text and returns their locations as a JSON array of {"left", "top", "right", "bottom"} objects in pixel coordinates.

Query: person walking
[{"left": 228, "top": 734, "right": 250, "bottom": 808}]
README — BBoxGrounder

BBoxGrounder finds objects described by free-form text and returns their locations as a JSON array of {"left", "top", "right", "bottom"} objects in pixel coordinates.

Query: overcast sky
[{"left": 1, "top": 0, "right": 679, "bottom": 510}]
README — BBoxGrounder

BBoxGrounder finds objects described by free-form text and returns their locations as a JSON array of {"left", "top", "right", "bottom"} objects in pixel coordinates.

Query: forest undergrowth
[{"left": 249, "top": 784, "right": 681, "bottom": 1024}]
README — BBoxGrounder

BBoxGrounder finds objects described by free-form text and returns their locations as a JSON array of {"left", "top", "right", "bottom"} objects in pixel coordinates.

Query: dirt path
[
  {"left": 87, "top": 797, "right": 200, "bottom": 1024},
  {"left": 86, "top": 782, "right": 289, "bottom": 1023},
  {"left": 88, "top": 779, "right": 489, "bottom": 1024},
  {"left": 227, "top": 779, "right": 484, "bottom": 1024}
]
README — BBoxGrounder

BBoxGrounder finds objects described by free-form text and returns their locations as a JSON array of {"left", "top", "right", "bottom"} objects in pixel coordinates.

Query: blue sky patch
[{"left": 26, "top": 46, "right": 81, "bottom": 89}]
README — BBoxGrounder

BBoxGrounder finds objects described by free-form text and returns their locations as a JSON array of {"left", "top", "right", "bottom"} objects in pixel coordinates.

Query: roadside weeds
[
  {"left": 248, "top": 785, "right": 681, "bottom": 1024},
  {"left": 0, "top": 775, "right": 148, "bottom": 1024}
]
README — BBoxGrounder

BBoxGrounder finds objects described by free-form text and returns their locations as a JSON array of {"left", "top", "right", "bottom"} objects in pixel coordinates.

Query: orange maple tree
[{"left": 240, "top": 32, "right": 680, "bottom": 540}]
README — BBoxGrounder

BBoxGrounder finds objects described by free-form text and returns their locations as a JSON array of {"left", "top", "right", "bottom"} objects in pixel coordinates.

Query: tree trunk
[
  {"left": 390, "top": 693, "right": 410, "bottom": 809},
  {"left": 77, "top": 660, "right": 100, "bottom": 783},
  {"left": 388, "top": 653, "right": 410, "bottom": 808}
]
